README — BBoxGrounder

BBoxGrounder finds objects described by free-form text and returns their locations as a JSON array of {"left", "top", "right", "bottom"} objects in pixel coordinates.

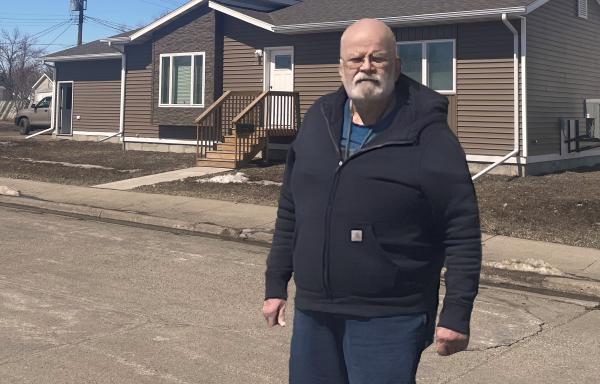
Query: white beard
[{"left": 342, "top": 71, "right": 396, "bottom": 102}]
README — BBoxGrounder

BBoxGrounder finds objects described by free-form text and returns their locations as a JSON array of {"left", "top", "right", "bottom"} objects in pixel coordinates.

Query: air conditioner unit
[{"left": 584, "top": 99, "right": 600, "bottom": 138}]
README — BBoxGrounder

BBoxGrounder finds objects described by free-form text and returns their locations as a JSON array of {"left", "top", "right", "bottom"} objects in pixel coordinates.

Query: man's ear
[
  {"left": 395, "top": 57, "right": 402, "bottom": 81},
  {"left": 339, "top": 59, "right": 345, "bottom": 78}
]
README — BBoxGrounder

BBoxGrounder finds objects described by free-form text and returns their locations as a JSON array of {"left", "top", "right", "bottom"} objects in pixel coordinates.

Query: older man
[{"left": 263, "top": 19, "right": 481, "bottom": 383}]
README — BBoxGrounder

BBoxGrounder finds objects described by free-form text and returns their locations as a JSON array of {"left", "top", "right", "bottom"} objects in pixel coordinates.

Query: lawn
[
  {"left": 0, "top": 138, "right": 195, "bottom": 186},
  {"left": 136, "top": 163, "right": 600, "bottom": 250}
]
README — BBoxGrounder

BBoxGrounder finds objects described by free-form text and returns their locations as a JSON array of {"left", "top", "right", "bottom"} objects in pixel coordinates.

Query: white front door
[{"left": 267, "top": 48, "right": 294, "bottom": 128}]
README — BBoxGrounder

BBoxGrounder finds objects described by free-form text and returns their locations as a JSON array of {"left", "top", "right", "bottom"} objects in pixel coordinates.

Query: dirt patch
[
  {"left": 0, "top": 139, "right": 195, "bottom": 186},
  {"left": 135, "top": 162, "right": 600, "bottom": 250}
]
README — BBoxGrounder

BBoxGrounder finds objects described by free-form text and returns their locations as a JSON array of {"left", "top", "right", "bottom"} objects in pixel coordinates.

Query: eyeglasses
[{"left": 342, "top": 55, "right": 391, "bottom": 70}]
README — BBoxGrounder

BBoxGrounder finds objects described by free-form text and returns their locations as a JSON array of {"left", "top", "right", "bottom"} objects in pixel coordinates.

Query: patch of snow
[
  {"left": 197, "top": 172, "right": 282, "bottom": 186},
  {"left": 483, "top": 258, "right": 565, "bottom": 276},
  {"left": 198, "top": 172, "right": 249, "bottom": 184},
  {"left": 2, "top": 156, "right": 139, "bottom": 172},
  {"left": 0, "top": 142, "right": 18, "bottom": 147},
  {"left": 0, "top": 186, "right": 20, "bottom": 196}
]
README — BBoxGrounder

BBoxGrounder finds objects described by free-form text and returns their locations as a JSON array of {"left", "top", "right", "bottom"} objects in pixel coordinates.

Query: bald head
[
  {"left": 338, "top": 19, "right": 401, "bottom": 103},
  {"left": 340, "top": 19, "right": 397, "bottom": 60}
]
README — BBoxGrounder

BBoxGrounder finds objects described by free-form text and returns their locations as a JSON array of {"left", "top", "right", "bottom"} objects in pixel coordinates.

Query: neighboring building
[
  {"left": 0, "top": 86, "right": 5, "bottom": 101},
  {"left": 31, "top": 74, "right": 54, "bottom": 103},
  {"left": 37, "top": 0, "right": 600, "bottom": 174}
]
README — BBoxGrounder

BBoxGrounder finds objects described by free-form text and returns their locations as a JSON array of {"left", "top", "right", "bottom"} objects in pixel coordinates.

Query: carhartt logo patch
[{"left": 351, "top": 230, "right": 363, "bottom": 242}]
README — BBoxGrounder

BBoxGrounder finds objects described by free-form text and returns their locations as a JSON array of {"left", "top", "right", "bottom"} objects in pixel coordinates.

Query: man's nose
[{"left": 359, "top": 56, "right": 375, "bottom": 72}]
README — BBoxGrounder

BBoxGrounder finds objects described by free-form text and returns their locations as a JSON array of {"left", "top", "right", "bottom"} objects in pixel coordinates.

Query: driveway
[{"left": 0, "top": 120, "right": 52, "bottom": 139}]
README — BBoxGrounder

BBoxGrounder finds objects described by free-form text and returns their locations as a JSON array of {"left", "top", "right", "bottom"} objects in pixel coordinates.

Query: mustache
[{"left": 353, "top": 73, "right": 381, "bottom": 84}]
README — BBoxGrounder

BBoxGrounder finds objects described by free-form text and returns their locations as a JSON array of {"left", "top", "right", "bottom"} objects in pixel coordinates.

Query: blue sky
[{"left": 0, "top": 0, "right": 189, "bottom": 55}]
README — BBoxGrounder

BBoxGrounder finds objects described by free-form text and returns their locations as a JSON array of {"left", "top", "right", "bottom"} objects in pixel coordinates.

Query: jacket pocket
[
  {"left": 292, "top": 215, "right": 325, "bottom": 293},
  {"left": 328, "top": 220, "right": 399, "bottom": 297}
]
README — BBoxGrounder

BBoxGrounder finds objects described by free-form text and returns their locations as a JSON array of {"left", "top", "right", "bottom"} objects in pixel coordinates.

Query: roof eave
[
  {"left": 100, "top": 37, "right": 132, "bottom": 44},
  {"left": 209, "top": 1, "right": 274, "bottom": 31},
  {"left": 272, "top": 7, "right": 528, "bottom": 34},
  {"left": 36, "top": 52, "right": 123, "bottom": 62},
  {"left": 31, "top": 73, "right": 52, "bottom": 89},
  {"left": 128, "top": 0, "right": 209, "bottom": 43}
]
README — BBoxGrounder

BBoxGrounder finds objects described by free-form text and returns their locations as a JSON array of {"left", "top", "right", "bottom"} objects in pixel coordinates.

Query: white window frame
[
  {"left": 158, "top": 52, "right": 206, "bottom": 108},
  {"left": 397, "top": 39, "right": 456, "bottom": 94}
]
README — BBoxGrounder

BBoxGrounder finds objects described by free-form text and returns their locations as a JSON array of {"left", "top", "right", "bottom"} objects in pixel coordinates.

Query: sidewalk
[{"left": 1, "top": 177, "right": 599, "bottom": 299}]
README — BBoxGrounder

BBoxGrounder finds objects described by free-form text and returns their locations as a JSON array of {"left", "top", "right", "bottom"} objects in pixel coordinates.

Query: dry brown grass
[
  {"left": 0, "top": 138, "right": 195, "bottom": 186},
  {"left": 136, "top": 162, "right": 600, "bottom": 249}
]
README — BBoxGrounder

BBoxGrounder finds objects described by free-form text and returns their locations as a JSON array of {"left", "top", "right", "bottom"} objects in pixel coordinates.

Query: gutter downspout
[
  {"left": 521, "top": 17, "right": 528, "bottom": 158},
  {"left": 472, "top": 13, "right": 520, "bottom": 181},
  {"left": 27, "top": 62, "right": 56, "bottom": 139},
  {"left": 106, "top": 42, "right": 126, "bottom": 149}
]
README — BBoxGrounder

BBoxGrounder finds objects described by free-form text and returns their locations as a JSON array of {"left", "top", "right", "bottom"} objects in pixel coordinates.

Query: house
[
  {"left": 37, "top": 0, "right": 600, "bottom": 175},
  {"left": 31, "top": 74, "right": 54, "bottom": 103}
]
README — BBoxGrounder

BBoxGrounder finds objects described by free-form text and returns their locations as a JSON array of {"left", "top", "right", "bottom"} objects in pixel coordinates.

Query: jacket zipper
[{"left": 320, "top": 106, "right": 414, "bottom": 300}]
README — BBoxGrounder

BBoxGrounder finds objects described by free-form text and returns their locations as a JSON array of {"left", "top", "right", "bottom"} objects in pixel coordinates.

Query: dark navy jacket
[{"left": 265, "top": 74, "right": 482, "bottom": 335}]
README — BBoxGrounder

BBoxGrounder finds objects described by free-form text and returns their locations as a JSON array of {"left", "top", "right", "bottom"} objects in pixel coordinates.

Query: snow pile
[
  {"left": 483, "top": 258, "right": 564, "bottom": 276},
  {"left": 197, "top": 172, "right": 282, "bottom": 186},
  {"left": 198, "top": 172, "right": 249, "bottom": 183},
  {"left": 0, "top": 186, "right": 20, "bottom": 197},
  {"left": 0, "top": 142, "right": 18, "bottom": 147},
  {"left": 2, "top": 156, "right": 139, "bottom": 172}
]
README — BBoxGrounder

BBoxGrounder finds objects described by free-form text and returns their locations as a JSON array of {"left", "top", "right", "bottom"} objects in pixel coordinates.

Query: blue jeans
[{"left": 289, "top": 309, "right": 429, "bottom": 384}]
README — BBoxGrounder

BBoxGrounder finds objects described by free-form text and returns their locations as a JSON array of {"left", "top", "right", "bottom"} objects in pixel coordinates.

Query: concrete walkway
[
  {"left": 1, "top": 177, "right": 599, "bottom": 298},
  {"left": 93, "top": 166, "right": 229, "bottom": 190}
]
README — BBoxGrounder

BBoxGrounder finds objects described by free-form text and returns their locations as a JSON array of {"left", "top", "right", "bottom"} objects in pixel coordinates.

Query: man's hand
[
  {"left": 263, "top": 299, "right": 287, "bottom": 328},
  {"left": 436, "top": 327, "right": 469, "bottom": 356}
]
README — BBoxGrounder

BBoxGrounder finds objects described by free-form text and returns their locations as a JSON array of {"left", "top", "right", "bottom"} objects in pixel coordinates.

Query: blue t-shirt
[{"left": 340, "top": 98, "right": 400, "bottom": 159}]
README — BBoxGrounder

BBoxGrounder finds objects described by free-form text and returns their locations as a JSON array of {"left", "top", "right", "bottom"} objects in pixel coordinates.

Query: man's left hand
[{"left": 436, "top": 327, "right": 469, "bottom": 356}]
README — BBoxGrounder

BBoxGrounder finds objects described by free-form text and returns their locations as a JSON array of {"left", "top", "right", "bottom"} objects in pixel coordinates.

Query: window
[
  {"left": 159, "top": 52, "right": 205, "bottom": 107},
  {"left": 36, "top": 97, "right": 51, "bottom": 108},
  {"left": 397, "top": 40, "right": 455, "bottom": 93}
]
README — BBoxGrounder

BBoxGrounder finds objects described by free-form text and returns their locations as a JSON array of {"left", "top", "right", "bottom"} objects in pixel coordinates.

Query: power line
[
  {"left": 40, "top": 22, "right": 76, "bottom": 51},
  {"left": 31, "top": 19, "right": 74, "bottom": 39}
]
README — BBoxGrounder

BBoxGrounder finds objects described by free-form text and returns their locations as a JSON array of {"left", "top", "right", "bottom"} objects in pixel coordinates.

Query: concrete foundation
[
  {"left": 51, "top": 133, "right": 121, "bottom": 144},
  {"left": 468, "top": 153, "right": 600, "bottom": 177},
  {"left": 124, "top": 142, "right": 197, "bottom": 154}
]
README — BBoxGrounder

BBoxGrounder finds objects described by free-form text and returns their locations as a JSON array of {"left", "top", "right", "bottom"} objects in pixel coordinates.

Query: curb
[
  {"left": 2, "top": 195, "right": 600, "bottom": 302},
  {"left": 0, "top": 195, "right": 274, "bottom": 246}
]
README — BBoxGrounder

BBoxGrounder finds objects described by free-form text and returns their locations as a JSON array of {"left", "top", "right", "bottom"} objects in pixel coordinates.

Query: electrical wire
[
  {"left": 39, "top": 21, "right": 76, "bottom": 51},
  {"left": 30, "top": 19, "right": 75, "bottom": 39}
]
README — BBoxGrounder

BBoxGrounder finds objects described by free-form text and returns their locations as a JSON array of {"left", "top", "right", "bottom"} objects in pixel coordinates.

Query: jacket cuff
[
  {"left": 264, "top": 270, "right": 290, "bottom": 300},
  {"left": 437, "top": 301, "right": 473, "bottom": 335}
]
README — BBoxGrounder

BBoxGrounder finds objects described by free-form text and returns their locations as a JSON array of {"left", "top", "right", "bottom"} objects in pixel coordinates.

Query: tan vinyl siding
[
  {"left": 124, "top": 41, "right": 158, "bottom": 138},
  {"left": 56, "top": 59, "right": 121, "bottom": 133},
  {"left": 222, "top": 15, "right": 341, "bottom": 118},
  {"left": 456, "top": 21, "right": 520, "bottom": 156},
  {"left": 527, "top": 0, "right": 600, "bottom": 156},
  {"left": 223, "top": 17, "right": 460, "bottom": 131}
]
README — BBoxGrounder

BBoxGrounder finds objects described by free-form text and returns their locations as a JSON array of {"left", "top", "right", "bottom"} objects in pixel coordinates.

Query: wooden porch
[{"left": 194, "top": 91, "right": 300, "bottom": 169}]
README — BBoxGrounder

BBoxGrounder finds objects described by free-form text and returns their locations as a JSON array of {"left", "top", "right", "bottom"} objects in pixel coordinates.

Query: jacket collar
[{"left": 320, "top": 74, "right": 449, "bottom": 146}]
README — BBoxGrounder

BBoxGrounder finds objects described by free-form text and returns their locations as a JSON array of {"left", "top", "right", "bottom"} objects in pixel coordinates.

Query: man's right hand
[{"left": 263, "top": 299, "right": 287, "bottom": 328}]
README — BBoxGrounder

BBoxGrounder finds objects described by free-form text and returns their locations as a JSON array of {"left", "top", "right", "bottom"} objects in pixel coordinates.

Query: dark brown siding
[
  {"left": 56, "top": 59, "right": 121, "bottom": 133},
  {"left": 222, "top": 15, "right": 341, "bottom": 118},
  {"left": 152, "top": 5, "right": 216, "bottom": 128},
  {"left": 527, "top": 0, "right": 600, "bottom": 156},
  {"left": 456, "top": 21, "right": 520, "bottom": 156},
  {"left": 124, "top": 41, "right": 156, "bottom": 138},
  {"left": 222, "top": 18, "right": 464, "bottom": 132}
]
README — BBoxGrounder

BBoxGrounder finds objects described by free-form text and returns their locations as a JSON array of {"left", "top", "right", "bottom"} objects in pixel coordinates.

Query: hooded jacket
[{"left": 265, "top": 74, "right": 482, "bottom": 335}]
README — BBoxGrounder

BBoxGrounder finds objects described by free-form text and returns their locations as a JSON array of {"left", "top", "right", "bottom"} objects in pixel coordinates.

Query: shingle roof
[
  {"left": 217, "top": 0, "right": 535, "bottom": 26},
  {"left": 38, "top": 29, "right": 140, "bottom": 60}
]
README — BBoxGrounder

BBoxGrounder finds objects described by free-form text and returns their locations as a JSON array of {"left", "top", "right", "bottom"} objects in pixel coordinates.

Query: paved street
[{"left": 0, "top": 206, "right": 598, "bottom": 383}]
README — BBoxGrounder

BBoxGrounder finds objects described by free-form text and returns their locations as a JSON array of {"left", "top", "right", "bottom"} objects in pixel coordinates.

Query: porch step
[
  {"left": 206, "top": 151, "right": 236, "bottom": 160},
  {"left": 216, "top": 143, "right": 235, "bottom": 151},
  {"left": 223, "top": 135, "right": 236, "bottom": 144},
  {"left": 196, "top": 158, "right": 237, "bottom": 168}
]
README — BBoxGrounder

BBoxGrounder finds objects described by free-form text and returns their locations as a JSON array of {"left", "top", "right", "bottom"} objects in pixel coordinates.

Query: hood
[{"left": 319, "top": 74, "right": 449, "bottom": 146}]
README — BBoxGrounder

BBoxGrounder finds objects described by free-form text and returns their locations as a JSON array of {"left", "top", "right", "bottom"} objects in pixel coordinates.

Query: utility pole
[{"left": 72, "top": 0, "right": 87, "bottom": 46}]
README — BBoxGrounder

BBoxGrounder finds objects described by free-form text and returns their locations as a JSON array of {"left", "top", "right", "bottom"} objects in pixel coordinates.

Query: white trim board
[
  {"left": 272, "top": 7, "right": 527, "bottom": 34},
  {"left": 73, "top": 131, "right": 120, "bottom": 136},
  {"left": 38, "top": 53, "right": 122, "bottom": 62},
  {"left": 123, "top": 137, "right": 199, "bottom": 145},
  {"left": 130, "top": 0, "right": 208, "bottom": 42},
  {"left": 209, "top": 1, "right": 275, "bottom": 31},
  {"left": 466, "top": 149, "right": 600, "bottom": 165}
]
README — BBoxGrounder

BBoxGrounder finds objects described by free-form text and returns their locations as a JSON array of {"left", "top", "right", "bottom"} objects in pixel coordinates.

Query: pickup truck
[{"left": 14, "top": 96, "right": 52, "bottom": 135}]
